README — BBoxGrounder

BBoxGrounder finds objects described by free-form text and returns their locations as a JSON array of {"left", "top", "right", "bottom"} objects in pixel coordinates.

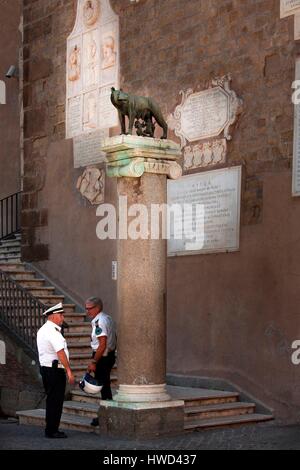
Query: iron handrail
[
  {"left": 0, "top": 269, "right": 45, "bottom": 355},
  {"left": 0, "top": 191, "right": 22, "bottom": 240}
]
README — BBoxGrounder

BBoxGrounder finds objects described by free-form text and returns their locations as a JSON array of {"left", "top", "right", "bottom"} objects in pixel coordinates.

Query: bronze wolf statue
[{"left": 111, "top": 87, "right": 168, "bottom": 139}]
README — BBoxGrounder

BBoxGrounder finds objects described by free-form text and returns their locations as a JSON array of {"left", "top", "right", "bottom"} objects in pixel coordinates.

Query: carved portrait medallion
[
  {"left": 83, "top": 0, "right": 100, "bottom": 27},
  {"left": 101, "top": 34, "right": 116, "bottom": 69}
]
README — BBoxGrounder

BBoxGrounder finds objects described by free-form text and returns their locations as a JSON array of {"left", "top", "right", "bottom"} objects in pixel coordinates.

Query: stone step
[
  {"left": 65, "top": 332, "right": 91, "bottom": 344},
  {"left": 2, "top": 270, "right": 36, "bottom": 280},
  {"left": 184, "top": 402, "right": 256, "bottom": 422},
  {"left": 28, "top": 287, "right": 56, "bottom": 296},
  {"left": 167, "top": 385, "right": 239, "bottom": 407},
  {"left": 0, "top": 249, "right": 21, "bottom": 262},
  {"left": 68, "top": 344, "right": 91, "bottom": 354},
  {"left": 184, "top": 412, "right": 273, "bottom": 431},
  {"left": 65, "top": 322, "right": 90, "bottom": 333},
  {"left": 0, "top": 241, "right": 21, "bottom": 249},
  {"left": 62, "top": 304, "right": 77, "bottom": 313},
  {"left": 61, "top": 313, "right": 86, "bottom": 323},
  {"left": 69, "top": 352, "right": 118, "bottom": 368},
  {"left": 0, "top": 256, "right": 21, "bottom": 263},
  {"left": 17, "top": 409, "right": 96, "bottom": 434},
  {"left": 17, "top": 278, "right": 46, "bottom": 288},
  {"left": 0, "top": 248, "right": 21, "bottom": 255},
  {"left": 70, "top": 352, "right": 94, "bottom": 361},
  {"left": 33, "top": 294, "right": 65, "bottom": 304},
  {"left": 0, "top": 264, "right": 25, "bottom": 271},
  {"left": 71, "top": 365, "right": 118, "bottom": 381},
  {"left": 71, "top": 389, "right": 117, "bottom": 405},
  {"left": 62, "top": 401, "right": 98, "bottom": 419}
]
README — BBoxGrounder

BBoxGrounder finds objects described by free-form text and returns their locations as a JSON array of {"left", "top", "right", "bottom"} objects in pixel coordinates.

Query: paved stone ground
[{"left": 0, "top": 419, "right": 300, "bottom": 450}]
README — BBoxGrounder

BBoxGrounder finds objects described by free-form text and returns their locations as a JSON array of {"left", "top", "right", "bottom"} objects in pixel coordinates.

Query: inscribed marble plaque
[
  {"left": 168, "top": 76, "right": 242, "bottom": 149},
  {"left": 74, "top": 129, "right": 109, "bottom": 168},
  {"left": 167, "top": 166, "right": 242, "bottom": 256},
  {"left": 66, "top": 0, "right": 119, "bottom": 139},
  {"left": 99, "top": 85, "right": 118, "bottom": 129},
  {"left": 281, "top": 0, "right": 300, "bottom": 18}
]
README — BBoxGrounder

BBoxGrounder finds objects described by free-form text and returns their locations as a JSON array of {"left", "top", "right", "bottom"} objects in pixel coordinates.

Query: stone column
[{"left": 98, "top": 135, "right": 184, "bottom": 438}]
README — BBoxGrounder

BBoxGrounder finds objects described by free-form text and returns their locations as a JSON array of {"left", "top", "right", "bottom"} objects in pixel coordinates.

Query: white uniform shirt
[
  {"left": 37, "top": 320, "right": 69, "bottom": 367},
  {"left": 90, "top": 312, "right": 117, "bottom": 356}
]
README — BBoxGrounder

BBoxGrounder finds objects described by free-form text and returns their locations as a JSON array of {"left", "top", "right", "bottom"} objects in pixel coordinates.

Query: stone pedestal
[
  {"left": 98, "top": 399, "right": 184, "bottom": 439},
  {"left": 100, "top": 135, "right": 184, "bottom": 437}
]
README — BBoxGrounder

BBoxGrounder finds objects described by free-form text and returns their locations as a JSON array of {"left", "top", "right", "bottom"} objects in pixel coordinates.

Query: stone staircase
[
  {"left": 17, "top": 385, "right": 273, "bottom": 434},
  {"left": 0, "top": 233, "right": 22, "bottom": 263},
  {"left": 0, "top": 234, "right": 274, "bottom": 434}
]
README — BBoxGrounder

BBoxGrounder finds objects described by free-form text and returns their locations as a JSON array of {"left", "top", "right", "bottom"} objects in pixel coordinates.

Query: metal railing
[
  {"left": 0, "top": 270, "right": 44, "bottom": 355},
  {"left": 0, "top": 191, "right": 22, "bottom": 240}
]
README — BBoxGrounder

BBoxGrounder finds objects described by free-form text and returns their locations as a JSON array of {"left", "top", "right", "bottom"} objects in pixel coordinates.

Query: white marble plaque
[
  {"left": 295, "top": 14, "right": 300, "bottom": 39},
  {"left": 99, "top": 85, "right": 118, "bottom": 129},
  {"left": 67, "top": 95, "right": 82, "bottom": 138},
  {"left": 74, "top": 129, "right": 109, "bottom": 168},
  {"left": 293, "top": 59, "right": 300, "bottom": 195},
  {"left": 181, "top": 88, "right": 229, "bottom": 142},
  {"left": 0, "top": 80, "right": 6, "bottom": 105},
  {"left": 66, "top": 0, "right": 119, "bottom": 139},
  {"left": 167, "top": 166, "right": 242, "bottom": 256},
  {"left": 168, "top": 76, "right": 242, "bottom": 149},
  {"left": 281, "top": 0, "right": 300, "bottom": 18}
]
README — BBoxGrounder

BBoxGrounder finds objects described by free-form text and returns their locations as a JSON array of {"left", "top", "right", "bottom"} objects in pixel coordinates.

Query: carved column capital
[{"left": 102, "top": 135, "right": 182, "bottom": 179}]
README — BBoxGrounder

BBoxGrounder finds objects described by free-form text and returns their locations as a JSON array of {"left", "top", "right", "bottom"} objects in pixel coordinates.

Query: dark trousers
[
  {"left": 93, "top": 351, "right": 116, "bottom": 400},
  {"left": 40, "top": 367, "right": 66, "bottom": 435}
]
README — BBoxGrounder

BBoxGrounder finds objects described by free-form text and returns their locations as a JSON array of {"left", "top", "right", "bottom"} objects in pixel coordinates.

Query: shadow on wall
[{"left": 0, "top": 330, "right": 45, "bottom": 417}]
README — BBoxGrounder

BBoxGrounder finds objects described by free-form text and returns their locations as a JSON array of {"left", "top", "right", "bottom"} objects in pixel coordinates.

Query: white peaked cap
[{"left": 43, "top": 302, "right": 64, "bottom": 316}]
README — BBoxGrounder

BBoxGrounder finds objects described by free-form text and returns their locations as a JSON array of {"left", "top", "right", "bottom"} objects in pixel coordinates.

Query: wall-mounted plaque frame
[
  {"left": 167, "top": 166, "right": 242, "bottom": 256},
  {"left": 167, "top": 75, "right": 243, "bottom": 149}
]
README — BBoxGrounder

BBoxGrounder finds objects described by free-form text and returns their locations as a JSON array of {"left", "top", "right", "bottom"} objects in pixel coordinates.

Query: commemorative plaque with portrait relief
[{"left": 66, "top": 0, "right": 120, "bottom": 170}]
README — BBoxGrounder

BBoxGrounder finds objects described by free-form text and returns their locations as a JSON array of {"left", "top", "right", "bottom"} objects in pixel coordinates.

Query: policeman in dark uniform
[
  {"left": 85, "top": 297, "right": 117, "bottom": 426},
  {"left": 37, "top": 303, "right": 75, "bottom": 438}
]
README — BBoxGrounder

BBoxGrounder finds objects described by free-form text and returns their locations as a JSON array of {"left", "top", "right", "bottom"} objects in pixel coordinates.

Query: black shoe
[
  {"left": 90, "top": 418, "right": 99, "bottom": 427},
  {"left": 45, "top": 431, "right": 68, "bottom": 439}
]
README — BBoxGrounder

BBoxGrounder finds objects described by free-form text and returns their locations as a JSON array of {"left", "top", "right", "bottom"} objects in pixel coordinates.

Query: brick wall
[
  {"left": 0, "top": 0, "right": 21, "bottom": 200},
  {"left": 21, "top": 0, "right": 298, "bottom": 257},
  {"left": 22, "top": 0, "right": 76, "bottom": 260}
]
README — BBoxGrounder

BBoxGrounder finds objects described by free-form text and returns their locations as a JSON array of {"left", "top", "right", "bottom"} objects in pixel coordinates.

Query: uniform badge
[{"left": 95, "top": 326, "right": 102, "bottom": 336}]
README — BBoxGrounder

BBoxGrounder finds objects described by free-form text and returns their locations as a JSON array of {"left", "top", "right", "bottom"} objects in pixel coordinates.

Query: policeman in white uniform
[
  {"left": 85, "top": 297, "right": 117, "bottom": 426},
  {"left": 37, "top": 302, "right": 75, "bottom": 438}
]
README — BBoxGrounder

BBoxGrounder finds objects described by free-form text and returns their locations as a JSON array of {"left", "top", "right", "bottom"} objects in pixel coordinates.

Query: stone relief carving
[
  {"left": 83, "top": 0, "right": 100, "bottom": 26},
  {"left": 144, "top": 159, "right": 182, "bottom": 180},
  {"left": 83, "top": 91, "right": 97, "bottom": 130},
  {"left": 68, "top": 45, "right": 81, "bottom": 82},
  {"left": 167, "top": 75, "right": 243, "bottom": 149},
  {"left": 66, "top": 0, "right": 119, "bottom": 139},
  {"left": 83, "top": 31, "right": 98, "bottom": 87},
  {"left": 184, "top": 139, "right": 227, "bottom": 171},
  {"left": 77, "top": 167, "right": 105, "bottom": 205},
  {"left": 102, "top": 34, "right": 117, "bottom": 69}
]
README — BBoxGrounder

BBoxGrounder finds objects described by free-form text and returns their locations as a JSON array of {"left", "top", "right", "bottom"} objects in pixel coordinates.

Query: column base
[
  {"left": 98, "top": 399, "right": 185, "bottom": 439},
  {"left": 113, "top": 384, "right": 171, "bottom": 403}
]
